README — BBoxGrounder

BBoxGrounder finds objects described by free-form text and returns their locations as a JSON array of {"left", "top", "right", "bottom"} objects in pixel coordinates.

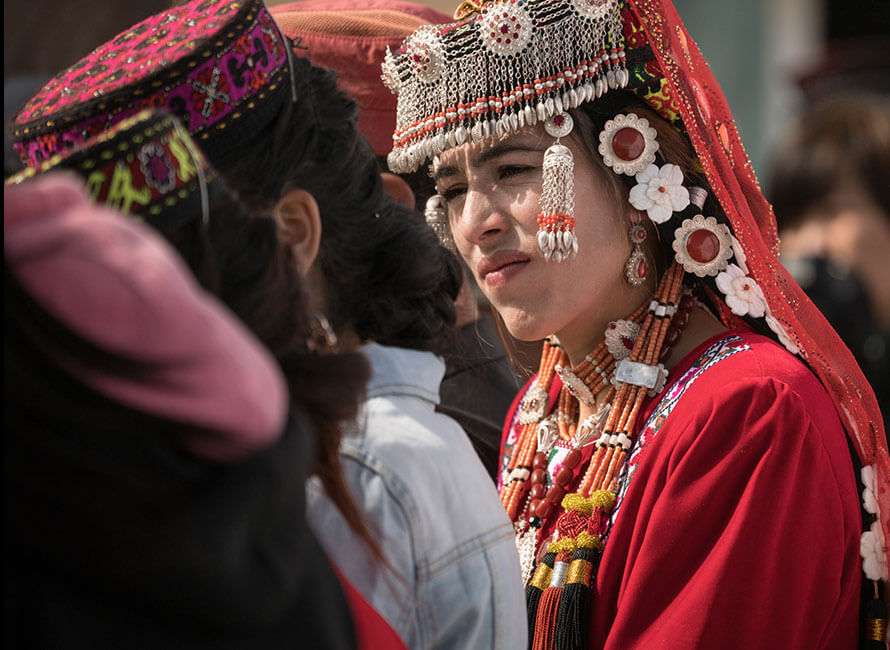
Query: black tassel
[
  {"left": 554, "top": 546, "right": 601, "bottom": 650},
  {"left": 526, "top": 552, "right": 556, "bottom": 650},
  {"left": 863, "top": 594, "right": 887, "bottom": 649}
]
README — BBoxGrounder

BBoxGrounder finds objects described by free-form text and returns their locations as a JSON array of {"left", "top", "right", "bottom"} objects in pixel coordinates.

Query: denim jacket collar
[{"left": 362, "top": 342, "right": 444, "bottom": 406}]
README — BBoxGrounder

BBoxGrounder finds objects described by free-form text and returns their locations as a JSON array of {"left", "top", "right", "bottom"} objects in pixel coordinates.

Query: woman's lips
[
  {"left": 477, "top": 251, "right": 531, "bottom": 288},
  {"left": 484, "top": 260, "right": 529, "bottom": 287}
]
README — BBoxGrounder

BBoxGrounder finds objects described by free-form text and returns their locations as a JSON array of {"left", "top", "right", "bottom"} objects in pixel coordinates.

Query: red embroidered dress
[{"left": 499, "top": 329, "right": 861, "bottom": 649}]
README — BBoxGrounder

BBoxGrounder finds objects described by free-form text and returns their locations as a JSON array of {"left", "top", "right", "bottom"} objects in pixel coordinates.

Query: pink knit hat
[
  {"left": 5, "top": 173, "right": 289, "bottom": 462},
  {"left": 271, "top": 0, "right": 451, "bottom": 157}
]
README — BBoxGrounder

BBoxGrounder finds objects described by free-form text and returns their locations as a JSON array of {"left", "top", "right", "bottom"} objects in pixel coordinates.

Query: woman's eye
[
  {"left": 498, "top": 165, "right": 535, "bottom": 179},
  {"left": 438, "top": 186, "right": 466, "bottom": 202}
]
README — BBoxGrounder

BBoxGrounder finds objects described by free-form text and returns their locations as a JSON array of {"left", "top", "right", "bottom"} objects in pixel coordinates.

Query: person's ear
[
  {"left": 381, "top": 171, "right": 415, "bottom": 209},
  {"left": 275, "top": 188, "right": 322, "bottom": 276}
]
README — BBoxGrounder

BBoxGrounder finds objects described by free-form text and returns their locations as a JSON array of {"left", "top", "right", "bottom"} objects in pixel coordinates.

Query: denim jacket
[{"left": 307, "top": 343, "right": 526, "bottom": 650}]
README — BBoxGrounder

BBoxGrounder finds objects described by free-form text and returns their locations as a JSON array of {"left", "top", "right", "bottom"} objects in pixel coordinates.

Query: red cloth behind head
[
  {"left": 627, "top": 0, "right": 889, "bottom": 559},
  {"left": 271, "top": 0, "right": 451, "bottom": 156}
]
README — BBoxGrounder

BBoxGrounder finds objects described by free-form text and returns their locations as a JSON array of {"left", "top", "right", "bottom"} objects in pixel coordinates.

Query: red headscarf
[{"left": 627, "top": 0, "right": 889, "bottom": 561}]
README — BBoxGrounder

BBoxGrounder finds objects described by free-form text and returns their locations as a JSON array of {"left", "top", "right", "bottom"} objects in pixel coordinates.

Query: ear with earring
[
  {"left": 307, "top": 313, "right": 339, "bottom": 353},
  {"left": 625, "top": 212, "right": 650, "bottom": 286}
]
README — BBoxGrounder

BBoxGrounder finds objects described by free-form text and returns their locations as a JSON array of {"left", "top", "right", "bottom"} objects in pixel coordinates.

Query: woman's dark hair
[
  {"left": 149, "top": 182, "right": 383, "bottom": 562},
  {"left": 219, "top": 53, "right": 461, "bottom": 353}
]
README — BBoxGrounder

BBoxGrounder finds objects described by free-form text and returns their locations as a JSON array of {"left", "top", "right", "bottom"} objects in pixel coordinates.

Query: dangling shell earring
[
  {"left": 537, "top": 112, "right": 577, "bottom": 262},
  {"left": 424, "top": 194, "right": 456, "bottom": 253}
]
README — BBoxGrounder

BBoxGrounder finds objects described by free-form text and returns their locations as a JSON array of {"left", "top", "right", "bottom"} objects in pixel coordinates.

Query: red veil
[{"left": 628, "top": 0, "right": 889, "bottom": 565}]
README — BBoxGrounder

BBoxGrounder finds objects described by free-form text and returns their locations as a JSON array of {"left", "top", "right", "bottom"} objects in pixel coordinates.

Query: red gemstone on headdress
[
  {"left": 501, "top": 24, "right": 510, "bottom": 33},
  {"left": 686, "top": 228, "right": 721, "bottom": 263},
  {"left": 553, "top": 115, "right": 565, "bottom": 126},
  {"left": 612, "top": 126, "right": 646, "bottom": 161}
]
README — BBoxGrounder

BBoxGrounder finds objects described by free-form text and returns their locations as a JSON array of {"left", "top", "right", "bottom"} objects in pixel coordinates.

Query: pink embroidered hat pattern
[
  {"left": 8, "top": 110, "right": 214, "bottom": 230},
  {"left": 13, "top": 0, "right": 293, "bottom": 170}
]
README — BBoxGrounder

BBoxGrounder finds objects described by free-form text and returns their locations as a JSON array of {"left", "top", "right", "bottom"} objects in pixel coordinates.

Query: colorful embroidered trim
[
  {"left": 9, "top": 110, "right": 210, "bottom": 223},
  {"left": 610, "top": 335, "right": 750, "bottom": 524},
  {"left": 14, "top": 0, "right": 289, "bottom": 168}
]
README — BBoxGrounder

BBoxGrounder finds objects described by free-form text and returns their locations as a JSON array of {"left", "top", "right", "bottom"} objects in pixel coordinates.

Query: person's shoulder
[
  {"left": 345, "top": 393, "right": 494, "bottom": 507},
  {"left": 359, "top": 392, "right": 471, "bottom": 456},
  {"left": 664, "top": 330, "right": 847, "bottom": 458},
  {"left": 343, "top": 397, "right": 512, "bottom": 565},
  {"left": 689, "top": 329, "right": 830, "bottom": 409}
]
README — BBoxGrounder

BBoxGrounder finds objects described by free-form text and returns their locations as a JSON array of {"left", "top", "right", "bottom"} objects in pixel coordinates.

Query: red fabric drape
[{"left": 627, "top": 0, "right": 889, "bottom": 566}]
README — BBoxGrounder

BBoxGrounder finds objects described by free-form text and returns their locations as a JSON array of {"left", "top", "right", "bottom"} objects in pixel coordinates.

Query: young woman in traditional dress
[{"left": 384, "top": 0, "right": 889, "bottom": 647}]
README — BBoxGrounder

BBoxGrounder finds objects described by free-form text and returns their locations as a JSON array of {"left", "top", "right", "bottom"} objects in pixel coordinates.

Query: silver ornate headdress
[{"left": 381, "top": 0, "right": 628, "bottom": 174}]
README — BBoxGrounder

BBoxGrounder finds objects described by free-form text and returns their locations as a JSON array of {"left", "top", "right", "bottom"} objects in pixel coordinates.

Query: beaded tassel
[
  {"left": 526, "top": 551, "right": 557, "bottom": 647},
  {"left": 533, "top": 551, "right": 570, "bottom": 650},
  {"left": 537, "top": 139, "right": 577, "bottom": 263}
]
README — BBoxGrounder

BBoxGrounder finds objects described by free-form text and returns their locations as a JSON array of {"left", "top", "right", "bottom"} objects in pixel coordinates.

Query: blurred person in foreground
[
  {"left": 6, "top": 109, "right": 407, "bottom": 649},
  {"left": 11, "top": 1, "right": 528, "bottom": 646},
  {"left": 769, "top": 95, "right": 890, "bottom": 429},
  {"left": 5, "top": 172, "right": 354, "bottom": 648},
  {"left": 272, "top": 0, "right": 521, "bottom": 480}
]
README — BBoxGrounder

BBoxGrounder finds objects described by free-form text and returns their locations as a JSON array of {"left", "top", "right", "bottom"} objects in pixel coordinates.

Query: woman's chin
[{"left": 497, "top": 307, "right": 557, "bottom": 343}]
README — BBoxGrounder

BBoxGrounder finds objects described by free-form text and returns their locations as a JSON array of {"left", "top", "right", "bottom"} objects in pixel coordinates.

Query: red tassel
[{"left": 532, "top": 586, "right": 563, "bottom": 650}]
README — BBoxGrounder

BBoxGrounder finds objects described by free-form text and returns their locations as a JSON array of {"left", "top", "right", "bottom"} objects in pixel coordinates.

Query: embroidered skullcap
[
  {"left": 271, "top": 0, "right": 451, "bottom": 157},
  {"left": 4, "top": 173, "right": 288, "bottom": 462},
  {"left": 13, "top": 0, "right": 293, "bottom": 170},
  {"left": 8, "top": 110, "right": 212, "bottom": 230}
]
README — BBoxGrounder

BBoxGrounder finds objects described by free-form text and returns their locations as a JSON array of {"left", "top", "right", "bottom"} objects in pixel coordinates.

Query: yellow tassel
[
  {"left": 574, "top": 531, "right": 602, "bottom": 550},
  {"left": 548, "top": 538, "right": 578, "bottom": 555},
  {"left": 589, "top": 489, "right": 617, "bottom": 510},
  {"left": 561, "top": 493, "right": 594, "bottom": 515}
]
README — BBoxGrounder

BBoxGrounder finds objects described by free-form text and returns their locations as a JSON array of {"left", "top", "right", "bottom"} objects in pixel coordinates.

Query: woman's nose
[{"left": 454, "top": 188, "right": 508, "bottom": 248}]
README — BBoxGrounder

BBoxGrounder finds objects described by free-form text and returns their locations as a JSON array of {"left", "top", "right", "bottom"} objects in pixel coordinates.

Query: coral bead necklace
[{"left": 500, "top": 263, "right": 693, "bottom": 649}]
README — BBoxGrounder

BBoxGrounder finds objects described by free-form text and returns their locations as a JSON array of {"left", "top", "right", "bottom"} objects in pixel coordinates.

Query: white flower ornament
[
  {"left": 861, "top": 520, "right": 889, "bottom": 582},
  {"left": 715, "top": 263, "right": 767, "bottom": 318},
  {"left": 629, "top": 164, "right": 691, "bottom": 224}
]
